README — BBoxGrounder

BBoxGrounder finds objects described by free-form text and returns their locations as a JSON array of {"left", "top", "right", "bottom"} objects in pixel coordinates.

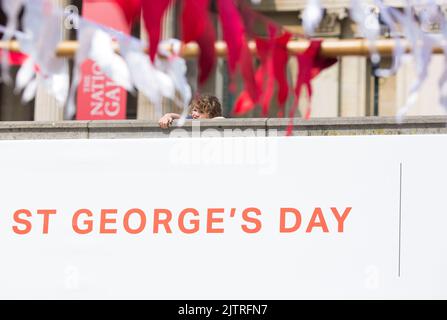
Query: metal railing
[{"left": 0, "top": 38, "right": 442, "bottom": 58}]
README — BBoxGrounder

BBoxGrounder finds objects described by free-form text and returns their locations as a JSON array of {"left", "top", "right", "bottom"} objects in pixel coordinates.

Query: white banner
[{"left": 0, "top": 134, "right": 446, "bottom": 299}]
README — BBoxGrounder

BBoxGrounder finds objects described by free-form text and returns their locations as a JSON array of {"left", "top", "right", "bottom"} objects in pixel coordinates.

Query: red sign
[{"left": 76, "top": 0, "right": 130, "bottom": 120}]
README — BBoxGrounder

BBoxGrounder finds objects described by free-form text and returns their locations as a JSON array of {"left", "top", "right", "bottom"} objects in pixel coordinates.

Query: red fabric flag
[
  {"left": 217, "top": 0, "right": 243, "bottom": 73},
  {"left": 286, "top": 39, "right": 337, "bottom": 135},
  {"left": 272, "top": 32, "right": 291, "bottom": 117},
  {"left": 234, "top": 90, "right": 254, "bottom": 115},
  {"left": 292, "top": 39, "right": 337, "bottom": 119},
  {"left": 234, "top": 28, "right": 291, "bottom": 117},
  {"left": 181, "top": 0, "right": 216, "bottom": 85},
  {"left": 0, "top": 49, "right": 27, "bottom": 66},
  {"left": 113, "top": 0, "right": 141, "bottom": 27},
  {"left": 217, "top": 0, "right": 258, "bottom": 100},
  {"left": 255, "top": 25, "right": 282, "bottom": 117},
  {"left": 234, "top": 57, "right": 272, "bottom": 115},
  {"left": 141, "top": 0, "right": 173, "bottom": 61},
  {"left": 238, "top": 41, "right": 259, "bottom": 101},
  {"left": 89, "top": 0, "right": 141, "bottom": 28}
]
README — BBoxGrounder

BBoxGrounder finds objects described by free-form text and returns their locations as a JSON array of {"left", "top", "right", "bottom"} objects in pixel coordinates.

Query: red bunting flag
[
  {"left": 107, "top": 0, "right": 338, "bottom": 123},
  {"left": 234, "top": 27, "right": 291, "bottom": 117},
  {"left": 271, "top": 32, "right": 291, "bottom": 117},
  {"left": 89, "top": 0, "right": 142, "bottom": 28},
  {"left": 286, "top": 39, "right": 337, "bottom": 135},
  {"left": 112, "top": 0, "right": 142, "bottom": 27},
  {"left": 217, "top": 0, "right": 258, "bottom": 100},
  {"left": 141, "top": 0, "right": 174, "bottom": 62},
  {"left": 292, "top": 39, "right": 337, "bottom": 120},
  {"left": 181, "top": 0, "right": 216, "bottom": 85},
  {"left": 217, "top": 0, "right": 243, "bottom": 74},
  {"left": 0, "top": 49, "right": 27, "bottom": 66}
]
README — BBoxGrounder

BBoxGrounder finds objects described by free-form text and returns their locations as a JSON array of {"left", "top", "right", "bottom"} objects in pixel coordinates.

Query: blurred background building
[{"left": 0, "top": 0, "right": 446, "bottom": 121}]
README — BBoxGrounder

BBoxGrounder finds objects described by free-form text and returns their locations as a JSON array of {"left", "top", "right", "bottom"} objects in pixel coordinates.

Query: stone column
[
  {"left": 310, "top": 61, "right": 339, "bottom": 117},
  {"left": 377, "top": 57, "right": 397, "bottom": 116},
  {"left": 304, "top": 9, "right": 344, "bottom": 118},
  {"left": 395, "top": 54, "right": 446, "bottom": 116},
  {"left": 34, "top": 0, "right": 69, "bottom": 121},
  {"left": 339, "top": 56, "right": 368, "bottom": 117},
  {"left": 338, "top": 16, "right": 368, "bottom": 117}
]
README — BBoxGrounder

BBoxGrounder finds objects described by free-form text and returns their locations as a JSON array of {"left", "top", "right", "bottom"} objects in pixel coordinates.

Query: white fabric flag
[
  {"left": 1, "top": 0, "right": 24, "bottom": 84},
  {"left": 156, "top": 39, "right": 192, "bottom": 125},
  {"left": 15, "top": 0, "right": 69, "bottom": 104},
  {"left": 302, "top": 0, "right": 323, "bottom": 36}
]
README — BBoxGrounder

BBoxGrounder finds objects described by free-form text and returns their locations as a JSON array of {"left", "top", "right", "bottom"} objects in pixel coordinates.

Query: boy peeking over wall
[{"left": 159, "top": 94, "right": 224, "bottom": 129}]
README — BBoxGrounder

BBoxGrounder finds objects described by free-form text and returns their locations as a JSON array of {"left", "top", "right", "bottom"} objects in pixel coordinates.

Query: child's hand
[{"left": 159, "top": 114, "right": 173, "bottom": 129}]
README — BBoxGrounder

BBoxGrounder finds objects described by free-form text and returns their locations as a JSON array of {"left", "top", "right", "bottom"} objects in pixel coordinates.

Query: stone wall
[{"left": 0, "top": 116, "right": 446, "bottom": 140}]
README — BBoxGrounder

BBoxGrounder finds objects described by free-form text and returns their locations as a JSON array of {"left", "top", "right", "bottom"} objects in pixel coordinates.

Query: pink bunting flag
[
  {"left": 0, "top": 49, "right": 27, "bottom": 66},
  {"left": 181, "top": 0, "right": 216, "bottom": 85},
  {"left": 141, "top": 0, "right": 173, "bottom": 62},
  {"left": 217, "top": 0, "right": 258, "bottom": 100},
  {"left": 113, "top": 0, "right": 142, "bottom": 27},
  {"left": 217, "top": 0, "right": 243, "bottom": 73},
  {"left": 234, "top": 27, "right": 291, "bottom": 117},
  {"left": 286, "top": 39, "right": 337, "bottom": 135},
  {"left": 89, "top": 0, "right": 142, "bottom": 28}
]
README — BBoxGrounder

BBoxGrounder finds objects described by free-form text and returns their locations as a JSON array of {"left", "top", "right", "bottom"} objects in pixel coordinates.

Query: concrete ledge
[
  {"left": 0, "top": 121, "right": 90, "bottom": 140},
  {"left": 87, "top": 119, "right": 268, "bottom": 139},
  {"left": 0, "top": 116, "right": 445, "bottom": 140},
  {"left": 267, "top": 116, "right": 447, "bottom": 136}
]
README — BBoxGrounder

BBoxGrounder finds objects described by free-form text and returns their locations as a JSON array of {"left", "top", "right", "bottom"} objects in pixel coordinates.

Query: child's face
[{"left": 191, "top": 107, "right": 210, "bottom": 119}]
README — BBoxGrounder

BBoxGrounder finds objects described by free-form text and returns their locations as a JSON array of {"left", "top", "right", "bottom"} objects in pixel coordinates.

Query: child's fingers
[{"left": 159, "top": 116, "right": 173, "bottom": 129}]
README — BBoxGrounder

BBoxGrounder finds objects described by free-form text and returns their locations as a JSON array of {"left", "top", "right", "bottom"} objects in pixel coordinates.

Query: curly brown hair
[{"left": 189, "top": 94, "right": 222, "bottom": 118}]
